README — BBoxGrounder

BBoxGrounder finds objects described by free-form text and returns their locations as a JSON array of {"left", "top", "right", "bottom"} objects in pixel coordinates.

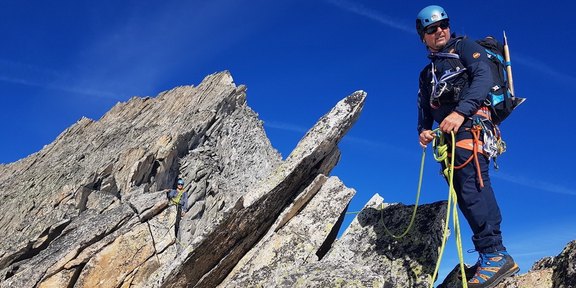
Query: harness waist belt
[{"left": 455, "top": 139, "right": 485, "bottom": 155}]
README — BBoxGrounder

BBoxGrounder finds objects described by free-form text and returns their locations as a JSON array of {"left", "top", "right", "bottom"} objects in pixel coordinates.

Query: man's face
[{"left": 423, "top": 20, "right": 451, "bottom": 51}]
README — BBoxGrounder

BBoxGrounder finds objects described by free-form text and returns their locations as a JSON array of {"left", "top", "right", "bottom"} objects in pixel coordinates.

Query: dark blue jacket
[{"left": 417, "top": 34, "right": 492, "bottom": 133}]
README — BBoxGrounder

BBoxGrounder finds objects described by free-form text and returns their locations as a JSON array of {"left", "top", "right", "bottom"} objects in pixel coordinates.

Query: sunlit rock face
[{"left": 1, "top": 71, "right": 570, "bottom": 288}]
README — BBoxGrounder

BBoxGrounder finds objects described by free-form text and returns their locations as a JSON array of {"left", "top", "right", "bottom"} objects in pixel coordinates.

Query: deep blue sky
[{"left": 1, "top": 0, "right": 575, "bottom": 282}]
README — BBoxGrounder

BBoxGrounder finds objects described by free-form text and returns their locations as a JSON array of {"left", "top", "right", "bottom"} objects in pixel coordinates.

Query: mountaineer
[
  {"left": 415, "top": 5, "right": 519, "bottom": 287},
  {"left": 166, "top": 178, "right": 189, "bottom": 235}
]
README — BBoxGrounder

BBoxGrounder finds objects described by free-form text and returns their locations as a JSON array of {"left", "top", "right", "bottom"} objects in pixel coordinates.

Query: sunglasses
[{"left": 424, "top": 21, "right": 449, "bottom": 35}]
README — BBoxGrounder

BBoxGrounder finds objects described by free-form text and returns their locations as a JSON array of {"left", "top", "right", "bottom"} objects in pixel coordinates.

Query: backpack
[
  {"left": 431, "top": 34, "right": 525, "bottom": 125},
  {"left": 474, "top": 35, "right": 525, "bottom": 125}
]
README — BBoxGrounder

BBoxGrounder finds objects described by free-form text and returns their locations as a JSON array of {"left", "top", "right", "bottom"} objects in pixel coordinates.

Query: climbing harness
[
  {"left": 453, "top": 121, "right": 486, "bottom": 188},
  {"left": 435, "top": 108, "right": 506, "bottom": 188}
]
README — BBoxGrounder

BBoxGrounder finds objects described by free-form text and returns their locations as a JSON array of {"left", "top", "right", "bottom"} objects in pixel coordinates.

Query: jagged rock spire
[{"left": 0, "top": 72, "right": 572, "bottom": 288}]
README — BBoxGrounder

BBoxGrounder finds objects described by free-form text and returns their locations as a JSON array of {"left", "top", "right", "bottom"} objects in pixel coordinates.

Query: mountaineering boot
[{"left": 468, "top": 251, "right": 519, "bottom": 288}]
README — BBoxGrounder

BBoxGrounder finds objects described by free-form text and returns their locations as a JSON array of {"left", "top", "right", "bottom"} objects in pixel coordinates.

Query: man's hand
[
  {"left": 419, "top": 130, "right": 435, "bottom": 148},
  {"left": 440, "top": 111, "right": 465, "bottom": 134}
]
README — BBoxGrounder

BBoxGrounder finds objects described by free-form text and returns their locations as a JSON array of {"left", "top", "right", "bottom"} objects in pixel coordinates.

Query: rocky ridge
[{"left": 0, "top": 71, "right": 573, "bottom": 287}]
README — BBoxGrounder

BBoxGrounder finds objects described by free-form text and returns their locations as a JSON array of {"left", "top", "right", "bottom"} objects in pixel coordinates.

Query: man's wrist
[{"left": 453, "top": 110, "right": 466, "bottom": 117}]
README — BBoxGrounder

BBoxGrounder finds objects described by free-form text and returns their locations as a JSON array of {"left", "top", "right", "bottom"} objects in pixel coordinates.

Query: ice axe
[{"left": 503, "top": 31, "right": 526, "bottom": 108}]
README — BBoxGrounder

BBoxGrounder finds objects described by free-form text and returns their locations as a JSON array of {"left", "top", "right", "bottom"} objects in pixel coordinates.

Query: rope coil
[{"left": 432, "top": 129, "right": 468, "bottom": 288}]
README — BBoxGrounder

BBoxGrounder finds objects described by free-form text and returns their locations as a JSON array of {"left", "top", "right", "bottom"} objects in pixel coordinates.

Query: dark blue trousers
[{"left": 445, "top": 121, "right": 506, "bottom": 253}]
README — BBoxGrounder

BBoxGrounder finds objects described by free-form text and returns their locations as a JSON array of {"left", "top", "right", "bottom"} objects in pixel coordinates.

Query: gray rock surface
[
  {"left": 222, "top": 193, "right": 449, "bottom": 288},
  {"left": 155, "top": 86, "right": 366, "bottom": 288},
  {"left": 221, "top": 175, "right": 355, "bottom": 287},
  {"left": 0, "top": 71, "right": 281, "bottom": 287},
  {"left": 0, "top": 71, "right": 573, "bottom": 288}
]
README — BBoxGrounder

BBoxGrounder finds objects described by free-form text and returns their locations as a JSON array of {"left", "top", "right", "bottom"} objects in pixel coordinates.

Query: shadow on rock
[{"left": 352, "top": 200, "right": 448, "bottom": 287}]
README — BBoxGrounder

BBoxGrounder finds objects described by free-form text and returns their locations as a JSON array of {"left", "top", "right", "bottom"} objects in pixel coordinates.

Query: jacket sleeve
[
  {"left": 167, "top": 189, "right": 175, "bottom": 198},
  {"left": 417, "top": 67, "right": 433, "bottom": 134},
  {"left": 181, "top": 192, "right": 189, "bottom": 211},
  {"left": 454, "top": 38, "right": 492, "bottom": 117}
]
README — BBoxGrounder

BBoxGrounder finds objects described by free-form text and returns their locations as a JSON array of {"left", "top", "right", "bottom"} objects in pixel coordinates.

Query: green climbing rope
[
  {"left": 431, "top": 130, "right": 468, "bottom": 288},
  {"left": 344, "top": 130, "right": 469, "bottom": 288},
  {"left": 345, "top": 146, "right": 427, "bottom": 239},
  {"left": 380, "top": 145, "right": 427, "bottom": 239}
]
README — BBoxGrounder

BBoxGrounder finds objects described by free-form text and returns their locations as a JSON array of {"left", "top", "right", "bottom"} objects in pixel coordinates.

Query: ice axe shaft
[{"left": 503, "top": 31, "right": 514, "bottom": 96}]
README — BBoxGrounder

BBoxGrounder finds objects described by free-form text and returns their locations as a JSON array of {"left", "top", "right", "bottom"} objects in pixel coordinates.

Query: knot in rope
[{"left": 432, "top": 129, "right": 451, "bottom": 178}]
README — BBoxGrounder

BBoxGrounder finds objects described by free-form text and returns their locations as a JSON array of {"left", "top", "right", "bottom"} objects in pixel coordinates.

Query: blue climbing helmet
[
  {"left": 416, "top": 5, "right": 449, "bottom": 38},
  {"left": 177, "top": 178, "right": 184, "bottom": 185}
]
